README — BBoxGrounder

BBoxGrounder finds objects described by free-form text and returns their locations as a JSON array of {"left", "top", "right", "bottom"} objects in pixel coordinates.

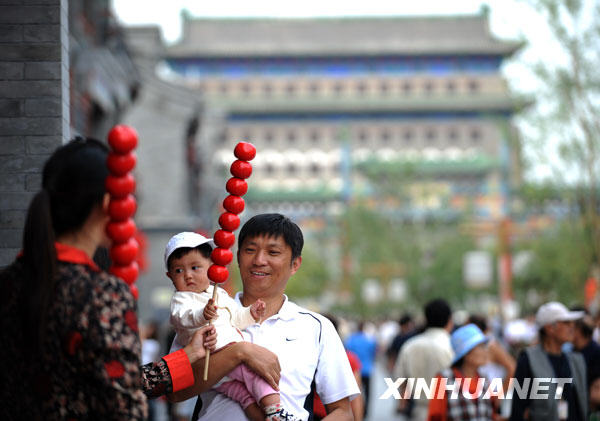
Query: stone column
[{"left": 0, "top": 0, "right": 69, "bottom": 266}]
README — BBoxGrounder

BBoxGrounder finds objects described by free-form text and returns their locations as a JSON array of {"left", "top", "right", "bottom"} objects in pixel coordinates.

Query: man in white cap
[{"left": 509, "top": 301, "right": 587, "bottom": 421}]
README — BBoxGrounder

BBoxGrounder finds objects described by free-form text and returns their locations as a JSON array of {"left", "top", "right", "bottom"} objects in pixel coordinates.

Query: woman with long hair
[{"left": 0, "top": 137, "right": 217, "bottom": 419}]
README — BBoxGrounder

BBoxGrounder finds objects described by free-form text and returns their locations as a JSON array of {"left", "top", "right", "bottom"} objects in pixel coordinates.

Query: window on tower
[
  {"left": 310, "top": 163, "right": 320, "bottom": 175},
  {"left": 424, "top": 80, "right": 434, "bottom": 95},
  {"left": 379, "top": 81, "right": 390, "bottom": 94},
  {"left": 446, "top": 80, "right": 456, "bottom": 94},
  {"left": 468, "top": 79, "right": 480, "bottom": 93}
]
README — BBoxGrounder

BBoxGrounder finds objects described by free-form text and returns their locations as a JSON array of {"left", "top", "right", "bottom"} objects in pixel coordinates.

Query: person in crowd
[
  {"left": 428, "top": 323, "right": 496, "bottom": 421},
  {"left": 169, "top": 213, "right": 360, "bottom": 421},
  {"left": 589, "top": 366, "right": 600, "bottom": 421},
  {"left": 468, "top": 314, "right": 516, "bottom": 391},
  {"left": 592, "top": 311, "right": 600, "bottom": 344},
  {"left": 394, "top": 299, "right": 454, "bottom": 421},
  {"left": 509, "top": 301, "right": 587, "bottom": 421},
  {"left": 141, "top": 320, "right": 161, "bottom": 421},
  {"left": 345, "top": 320, "right": 377, "bottom": 418},
  {"left": 165, "top": 231, "right": 298, "bottom": 421},
  {"left": 314, "top": 314, "right": 364, "bottom": 421},
  {"left": 386, "top": 313, "right": 418, "bottom": 374},
  {"left": 0, "top": 137, "right": 218, "bottom": 419},
  {"left": 573, "top": 315, "right": 600, "bottom": 387},
  {"left": 386, "top": 313, "right": 419, "bottom": 418},
  {"left": 142, "top": 320, "right": 162, "bottom": 365}
]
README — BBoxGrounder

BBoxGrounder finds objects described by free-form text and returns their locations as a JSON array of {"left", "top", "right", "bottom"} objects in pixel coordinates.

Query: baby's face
[{"left": 167, "top": 250, "right": 211, "bottom": 294}]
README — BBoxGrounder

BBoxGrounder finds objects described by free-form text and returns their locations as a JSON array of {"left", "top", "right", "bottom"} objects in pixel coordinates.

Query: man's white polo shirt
[{"left": 195, "top": 294, "right": 360, "bottom": 421}]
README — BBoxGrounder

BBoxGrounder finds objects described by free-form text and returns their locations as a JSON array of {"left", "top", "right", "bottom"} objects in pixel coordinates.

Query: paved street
[{"left": 365, "top": 358, "right": 406, "bottom": 421}]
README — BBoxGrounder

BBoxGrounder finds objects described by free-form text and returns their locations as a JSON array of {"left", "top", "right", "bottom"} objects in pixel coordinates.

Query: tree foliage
[
  {"left": 331, "top": 203, "right": 481, "bottom": 316},
  {"left": 285, "top": 244, "right": 330, "bottom": 299},
  {"left": 513, "top": 220, "right": 592, "bottom": 308},
  {"left": 522, "top": 0, "right": 600, "bottom": 265}
]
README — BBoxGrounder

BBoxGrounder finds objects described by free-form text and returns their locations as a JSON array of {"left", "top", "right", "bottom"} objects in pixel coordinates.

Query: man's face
[
  {"left": 550, "top": 320, "right": 575, "bottom": 344},
  {"left": 166, "top": 249, "right": 211, "bottom": 294},
  {"left": 237, "top": 234, "right": 301, "bottom": 299}
]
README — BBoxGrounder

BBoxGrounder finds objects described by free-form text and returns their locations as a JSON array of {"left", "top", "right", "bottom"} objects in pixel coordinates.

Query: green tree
[
  {"left": 285, "top": 245, "right": 330, "bottom": 299},
  {"left": 422, "top": 230, "right": 480, "bottom": 304},
  {"left": 334, "top": 203, "right": 482, "bottom": 315},
  {"left": 522, "top": 0, "right": 600, "bottom": 267},
  {"left": 513, "top": 220, "right": 592, "bottom": 307}
]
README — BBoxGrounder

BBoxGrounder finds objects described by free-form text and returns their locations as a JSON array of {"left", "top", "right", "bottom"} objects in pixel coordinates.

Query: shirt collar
[
  {"left": 55, "top": 242, "right": 100, "bottom": 271},
  {"left": 425, "top": 327, "right": 451, "bottom": 337},
  {"left": 276, "top": 295, "right": 295, "bottom": 321}
]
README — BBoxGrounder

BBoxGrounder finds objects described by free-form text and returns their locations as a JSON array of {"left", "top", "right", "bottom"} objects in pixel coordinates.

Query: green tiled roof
[
  {"left": 215, "top": 95, "right": 521, "bottom": 114},
  {"left": 245, "top": 187, "right": 342, "bottom": 202},
  {"left": 243, "top": 156, "right": 501, "bottom": 203},
  {"left": 356, "top": 156, "right": 502, "bottom": 175}
]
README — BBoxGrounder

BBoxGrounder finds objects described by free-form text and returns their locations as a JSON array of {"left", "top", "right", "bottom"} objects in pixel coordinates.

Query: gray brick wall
[{"left": 0, "top": 0, "right": 69, "bottom": 266}]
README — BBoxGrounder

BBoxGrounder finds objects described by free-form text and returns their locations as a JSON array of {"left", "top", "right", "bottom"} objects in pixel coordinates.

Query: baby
[{"left": 165, "top": 232, "right": 299, "bottom": 421}]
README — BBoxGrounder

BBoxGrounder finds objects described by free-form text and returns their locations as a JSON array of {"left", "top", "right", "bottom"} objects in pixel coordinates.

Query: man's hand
[
  {"left": 240, "top": 342, "right": 281, "bottom": 390},
  {"left": 183, "top": 325, "right": 217, "bottom": 365},
  {"left": 250, "top": 299, "right": 266, "bottom": 321},
  {"left": 170, "top": 341, "right": 281, "bottom": 402},
  {"left": 203, "top": 299, "right": 218, "bottom": 320}
]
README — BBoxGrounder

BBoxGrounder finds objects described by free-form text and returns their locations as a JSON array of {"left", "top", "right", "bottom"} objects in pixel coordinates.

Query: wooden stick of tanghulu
[{"left": 202, "top": 284, "right": 219, "bottom": 380}]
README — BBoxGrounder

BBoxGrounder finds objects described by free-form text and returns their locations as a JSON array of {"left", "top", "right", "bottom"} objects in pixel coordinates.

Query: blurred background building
[
  {"left": 0, "top": 1, "right": 525, "bottom": 320},
  {"left": 164, "top": 14, "right": 523, "bottom": 222},
  {"left": 3, "top": 1, "right": 597, "bottom": 323},
  {"left": 124, "top": 13, "right": 525, "bottom": 320}
]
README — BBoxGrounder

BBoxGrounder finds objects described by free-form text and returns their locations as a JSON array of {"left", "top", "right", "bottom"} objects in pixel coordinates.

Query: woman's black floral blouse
[{"left": 0, "top": 245, "right": 176, "bottom": 420}]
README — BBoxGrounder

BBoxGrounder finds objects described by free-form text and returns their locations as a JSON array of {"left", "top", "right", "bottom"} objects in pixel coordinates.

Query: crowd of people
[
  {"left": 2, "top": 137, "right": 600, "bottom": 421},
  {"left": 141, "top": 295, "right": 600, "bottom": 421},
  {"left": 336, "top": 299, "right": 600, "bottom": 421}
]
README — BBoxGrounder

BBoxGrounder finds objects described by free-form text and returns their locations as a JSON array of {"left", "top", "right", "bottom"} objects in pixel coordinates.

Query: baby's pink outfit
[{"left": 215, "top": 363, "right": 277, "bottom": 408}]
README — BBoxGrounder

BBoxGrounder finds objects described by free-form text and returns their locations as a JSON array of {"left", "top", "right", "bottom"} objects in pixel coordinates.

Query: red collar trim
[{"left": 55, "top": 242, "right": 100, "bottom": 272}]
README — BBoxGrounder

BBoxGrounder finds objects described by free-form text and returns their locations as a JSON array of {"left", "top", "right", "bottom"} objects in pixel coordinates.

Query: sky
[
  {"left": 111, "top": 0, "right": 562, "bottom": 180},
  {"left": 111, "top": 0, "right": 547, "bottom": 51}
]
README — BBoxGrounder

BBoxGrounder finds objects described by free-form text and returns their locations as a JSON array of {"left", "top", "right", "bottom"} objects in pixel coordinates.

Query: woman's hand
[
  {"left": 183, "top": 325, "right": 217, "bottom": 365},
  {"left": 239, "top": 342, "right": 281, "bottom": 390}
]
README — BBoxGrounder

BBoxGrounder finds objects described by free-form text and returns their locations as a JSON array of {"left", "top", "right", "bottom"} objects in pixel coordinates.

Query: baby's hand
[
  {"left": 250, "top": 299, "right": 266, "bottom": 321},
  {"left": 203, "top": 299, "right": 218, "bottom": 320}
]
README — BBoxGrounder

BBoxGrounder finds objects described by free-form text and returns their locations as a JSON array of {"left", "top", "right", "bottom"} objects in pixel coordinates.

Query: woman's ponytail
[
  {"left": 18, "top": 137, "right": 108, "bottom": 356},
  {"left": 21, "top": 189, "right": 56, "bottom": 354}
]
